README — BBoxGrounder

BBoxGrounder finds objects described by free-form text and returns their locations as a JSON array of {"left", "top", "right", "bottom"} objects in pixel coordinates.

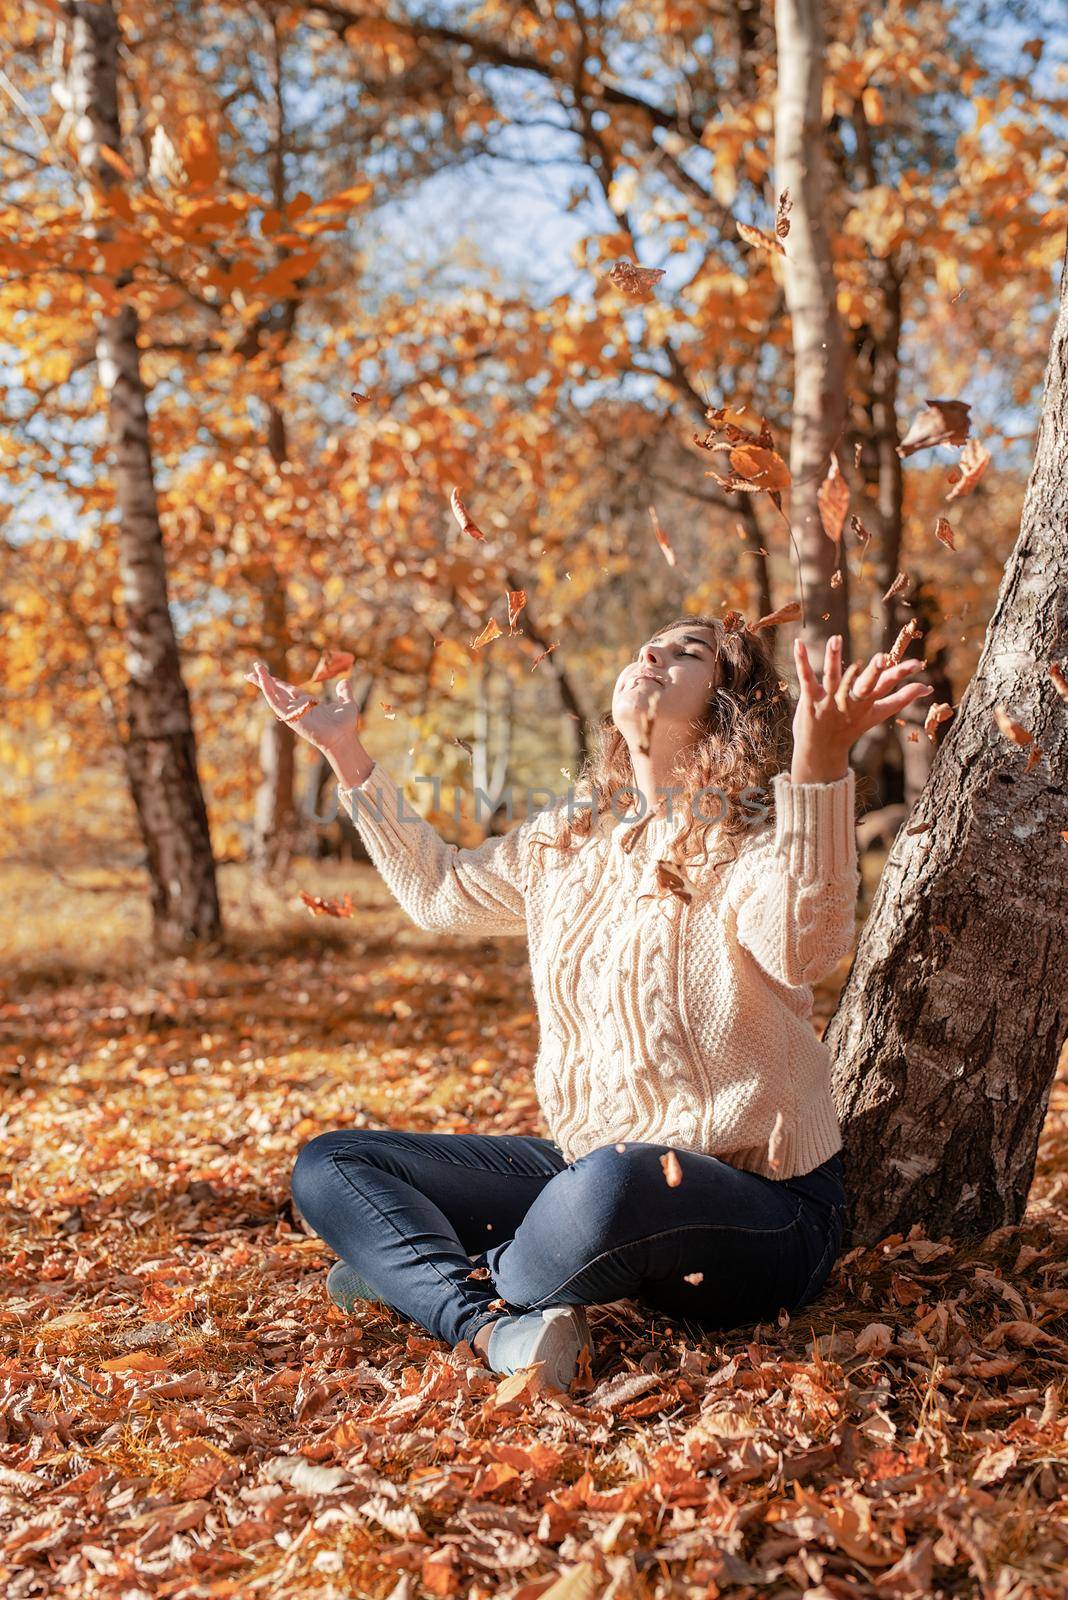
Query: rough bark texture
[
  {"left": 774, "top": 0, "right": 850, "bottom": 656},
  {"left": 828, "top": 233, "right": 1068, "bottom": 1245},
  {"left": 65, "top": 0, "right": 221, "bottom": 950}
]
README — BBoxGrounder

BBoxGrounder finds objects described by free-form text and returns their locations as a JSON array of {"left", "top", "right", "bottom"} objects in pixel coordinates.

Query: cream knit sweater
[{"left": 338, "top": 761, "right": 860, "bottom": 1180}]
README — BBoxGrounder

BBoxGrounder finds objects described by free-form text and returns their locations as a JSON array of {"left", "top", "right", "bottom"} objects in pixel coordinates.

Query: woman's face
[{"left": 611, "top": 623, "right": 721, "bottom": 744}]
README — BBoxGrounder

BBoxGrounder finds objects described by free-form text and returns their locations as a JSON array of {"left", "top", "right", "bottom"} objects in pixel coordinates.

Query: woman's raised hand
[
  {"left": 789, "top": 636, "right": 935, "bottom": 783},
  {"left": 245, "top": 660, "right": 362, "bottom": 757}
]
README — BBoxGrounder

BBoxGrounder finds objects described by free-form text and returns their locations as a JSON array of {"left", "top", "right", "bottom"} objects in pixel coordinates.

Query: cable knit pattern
[{"left": 339, "top": 762, "right": 860, "bottom": 1180}]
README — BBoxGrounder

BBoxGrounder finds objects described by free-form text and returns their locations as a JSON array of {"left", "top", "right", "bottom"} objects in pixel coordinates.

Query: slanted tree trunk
[
  {"left": 63, "top": 0, "right": 221, "bottom": 950},
  {"left": 829, "top": 231, "right": 1068, "bottom": 1244},
  {"left": 774, "top": 0, "right": 850, "bottom": 656}
]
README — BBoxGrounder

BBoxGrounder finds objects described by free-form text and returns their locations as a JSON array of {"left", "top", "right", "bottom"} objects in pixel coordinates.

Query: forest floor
[{"left": 1, "top": 849, "right": 1067, "bottom": 1600}]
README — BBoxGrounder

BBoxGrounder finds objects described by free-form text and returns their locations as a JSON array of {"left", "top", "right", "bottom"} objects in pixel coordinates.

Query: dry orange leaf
[
  {"left": 817, "top": 456, "right": 850, "bottom": 544},
  {"left": 660, "top": 1149, "right": 683, "bottom": 1187},
  {"left": 736, "top": 219, "right": 786, "bottom": 256},
  {"left": 993, "top": 706, "right": 1032, "bottom": 747},
  {"left": 946, "top": 436, "right": 992, "bottom": 500},
  {"left": 887, "top": 619, "right": 922, "bottom": 664},
  {"left": 470, "top": 616, "right": 503, "bottom": 651},
  {"left": 924, "top": 702, "right": 954, "bottom": 741},
  {"left": 607, "top": 259, "right": 665, "bottom": 301},
  {"left": 766, "top": 1109, "right": 787, "bottom": 1172},
  {"left": 450, "top": 488, "right": 485, "bottom": 540},
  {"left": 648, "top": 505, "right": 676, "bottom": 567},
  {"left": 897, "top": 398, "right": 972, "bottom": 457},
  {"left": 299, "top": 891, "right": 355, "bottom": 918},
  {"left": 655, "top": 858, "right": 692, "bottom": 903},
  {"left": 882, "top": 572, "right": 911, "bottom": 603},
  {"left": 530, "top": 641, "right": 559, "bottom": 670},
  {"left": 506, "top": 590, "right": 526, "bottom": 633},
  {"left": 747, "top": 601, "right": 802, "bottom": 633},
  {"left": 934, "top": 516, "right": 956, "bottom": 550},
  {"left": 309, "top": 649, "right": 355, "bottom": 683},
  {"left": 1048, "top": 661, "right": 1068, "bottom": 703}
]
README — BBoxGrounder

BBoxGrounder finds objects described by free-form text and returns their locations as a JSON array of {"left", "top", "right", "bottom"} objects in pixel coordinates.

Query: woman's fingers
[
  {"left": 823, "top": 634, "right": 843, "bottom": 696},
  {"left": 794, "top": 639, "right": 824, "bottom": 701},
  {"left": 833, "top": 661, "right": 865, "bottom": 714},
  {"left": 868, "top": 681, "right": 934, "bottom": 724},
  {"left": 850, "top": 651, "right": 889, "bottom": 698}
]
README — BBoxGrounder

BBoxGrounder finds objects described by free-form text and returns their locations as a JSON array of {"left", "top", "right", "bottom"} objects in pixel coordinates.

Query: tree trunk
[
  {"left": 828, "top": 231, "right": 1068, "bottom": 1245},
  {"left": 847, "top": 102, "right": 910, "bottom": 799},
  {"left": 251, "top": 15, "right": 299, "bottom": 875},
  {"left": 64, "top": 0, "right": 221, "bottom": 950},
  {"left": 774, "top": 0, "right": 850, "bottom": 656}
]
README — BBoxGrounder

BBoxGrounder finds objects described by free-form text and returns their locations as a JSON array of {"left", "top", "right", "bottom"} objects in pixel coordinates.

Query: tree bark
[
  {"left": 774, "top": 0, "right": 850, "bottom": 655},
  {"left": 63, "top": 0, "right": 221, "bottom": 950},
  {"left": 828, "top": 230, "right": 1068, "bottom": 1245}
]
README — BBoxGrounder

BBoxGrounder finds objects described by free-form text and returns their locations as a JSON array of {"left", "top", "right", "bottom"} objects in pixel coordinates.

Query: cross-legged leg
[
  {"left": 483, "top": 1140, "right": 847, "bottom": 1331},
  {"left": 289, "top": 1127, "right": 567, "bottom": 1350}
]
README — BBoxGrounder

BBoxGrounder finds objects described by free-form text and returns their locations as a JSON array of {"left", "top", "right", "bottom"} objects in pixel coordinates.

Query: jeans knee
[
  {"left": 290, "top": 1130, "right": 346, "bottom": 1225},
  {"left": 562, "top": 1143, "right": 642, "bottom": 1255}
]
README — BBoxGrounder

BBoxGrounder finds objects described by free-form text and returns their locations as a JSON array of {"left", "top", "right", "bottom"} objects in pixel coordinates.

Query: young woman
[{"left": 247, "top": 616, "right": 932, "bottom": 1389}]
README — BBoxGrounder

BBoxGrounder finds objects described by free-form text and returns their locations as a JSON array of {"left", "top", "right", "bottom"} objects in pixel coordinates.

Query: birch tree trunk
[
  {"left": 63, "top": 0, "right": 221, "bottom": 950},
  {"left": 774, "top": 0, "right": 850, "bottom": 656},
  {"left": 828, "top": 231, "right": 1068, "bottom": 1245}
]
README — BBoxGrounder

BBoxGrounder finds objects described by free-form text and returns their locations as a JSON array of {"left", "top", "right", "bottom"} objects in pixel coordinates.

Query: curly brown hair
[{"left": 529, "top": 613, "right": 798, "bottom": 897}]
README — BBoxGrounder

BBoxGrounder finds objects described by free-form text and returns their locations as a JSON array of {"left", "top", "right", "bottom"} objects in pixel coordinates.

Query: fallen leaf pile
[{"left": 1, "top": 863, "right": 1066, "bottom": 1598}]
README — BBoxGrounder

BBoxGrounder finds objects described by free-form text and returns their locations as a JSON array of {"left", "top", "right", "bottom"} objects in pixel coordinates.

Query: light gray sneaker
[
  {"left": 485, "top": 1305, "right": 593, "bottom": 1389},
  {"left": 326, "top": 1259, "right": 379, "bottom": 1312}
]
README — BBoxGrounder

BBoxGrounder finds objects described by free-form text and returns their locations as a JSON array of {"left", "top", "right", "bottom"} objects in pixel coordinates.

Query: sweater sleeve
[
  {"left": 337, "top": 760, "right": 547, "bottom": 936},
  {"left": 724, "top": 767, "right": 861, "bottom": 989}
]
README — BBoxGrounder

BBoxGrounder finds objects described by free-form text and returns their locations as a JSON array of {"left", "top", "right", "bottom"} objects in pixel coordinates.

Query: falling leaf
[
  {"left": 282, "top": 697, "right": 317, "bottom": 724},
  {"left": 905, "top": 819, "right": 931, "bottom": 835},
  {"left": 933, "top": 516, "right": 956, "bottom": 550},
  {"left": 683, "top": 1271, "right": 704, "bottom": 1286},
  {"left": 648, "top": 505, "right": 676, "bottom": 567},
  {"left": 853, "top": 440, "right": 863, "bottom": 470},
  {"left": 299, "top": 891, "right": 355, "bottom": 918},
  {"left": 451, "top": 735, "right": 473, "bottom": 755},
  {"left": 450, "top": 488, "right": 485, "bottom": 540},
  {"left": 946, "top": 437, "right": 992, "bottom": 500},
  {"left": 747, "top": 601, "right": 802, "bottom": 634},
  {"left": 766, "top": 1110, "right": 787, "bottom": 1172},
  {"left": 607, "top": 259, "right": 665, "bottom": 301},
  {"left": 1047, "top": 661, "right": 1068, "bottom": 703},
  {"left": 349, "top": 390, "right": 372, "bottom": 405},
  {"left": 309, "top": 649, "right": 355, "bottom": 683},
  {"left": 887, "top": 619, "right": 922, "bottom": 664},
  {"left": 775, "top": 190, "right": 793, "bottom": 239},
  {"left": 506, "top": 590, "right": 526, "bottom": 633},
  {"left": 736, "top": 219, "right": 786, "bottom": 256},
  {"left": 470, "top": 616, "right": 503, "bottom": 651},
  {"left": 924, "top": 702, "right": 954, "bottom": 741},
  {"left": 882, "top": 572, "right": 911, "bottom": 603},
  {"left": 655, "top": 858, "right": 692, "bottom": 903},
  {"left": 897, "top": 399, "right": 972, "bottom": 457},
  {"left": 702, "top": 404, "right": 773, "bottom": 448},
  {"left": 530, "top": 641, "right": 559, "bottom": 670},
  {"left": 379, "top": 702, "right": 396, "bottom": 719},
  {"left": 660, "top": 1149, "right": 683, "bottom": 1187},
  {"left": 993, "top": 706, "right": 1033, "bottom": 748},
  {"left": 638, "top": 687, "right": 662, "bottom": 755},
  {"left": 850, "top": 513, "right": 873, "bottom": 546},
  {"left": 723, "top": 444, "right": 791, "bottom": 492},
  {"left": 817, "top": 456, "right": 850, "bottom": 544}
]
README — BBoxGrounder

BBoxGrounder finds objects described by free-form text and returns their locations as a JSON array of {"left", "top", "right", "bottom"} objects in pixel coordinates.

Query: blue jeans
[{"left": 290, "top": 1129, "right": 848, "bottom": 1351}]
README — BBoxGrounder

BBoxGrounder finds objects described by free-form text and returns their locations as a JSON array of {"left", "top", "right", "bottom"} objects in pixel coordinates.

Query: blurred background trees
[{"left": 1, "top": 0, "right": 1064, "bottom": 944}]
